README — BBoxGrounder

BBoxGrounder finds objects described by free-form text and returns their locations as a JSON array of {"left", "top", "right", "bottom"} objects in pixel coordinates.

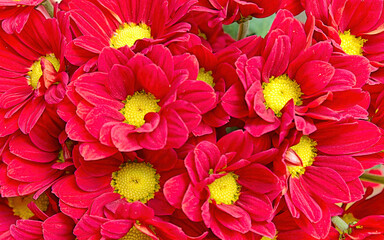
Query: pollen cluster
[
  {"left": 120, "top": 91, "right": 161, "bottom": 128},
  {"left": 339, "top": 30, "right": 367, "bottom": 56},
  {"left": 110, "top": 22, "right": 152, "bottom": 49},
  {"left": 7, "top": 194, "right": 49, "bottom": 220},
  {"left": 27, "top": 54, "right": 60, "bottom": 89},
  {"left": 119, "top": 226, "right": 153, "bottom": 240},
  {"left": 287, "top": 136, "right": 318, "bottom": 178},
  {"left": 262, "top": 74, "right": 303, "bottom": 117},
  {"left": 197, "top": 68, "right": 215, "bottom": 87},
  {"left": 207, "top": 172, "right": 241, "bottom": 205},
  {"left": 111, "top": 162, "right": 160, "bottom": 203}
]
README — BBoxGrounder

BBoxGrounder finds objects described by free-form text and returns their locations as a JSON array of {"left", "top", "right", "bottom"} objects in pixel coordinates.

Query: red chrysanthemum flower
[
  {"left": 0, "top": 10, "right": 68, "bottom": 137},
  {"left": 337, "top": 187, "right": 384, "bottom": 239},
  {"left": 52, "top": 146, "right": 182, "bottom": 220},
  {"left": 169, "top": 43, "right": 242, "bottom": 136},
  {"left": 270, "top": 206, "right": 340, "bottom": 240},
  {"left": 222, "top": 10, "right": 371, "bottom": 138},
  {"left": 60, "top": 45, "right": 216, "bottom": 159},
  {"left": 194, "top": 0, "right": 281, "bottom": 25},
  {"left": 0, "top": 0, "right": 46, "bottom": 34},
  {"left": 0, "top": 125, "right": 72, "bottom": 197},
  {"left": 184, "top": 12, "right": 235, "bottom": 52},
  {"left": 74, "top": 193, "right": 193, "bottom": 240},
  {"left": 304, "top": 0, "right": 384, "bottom": 83},
  {"left": 164, "top": 130, "right": 282, "bottom": 239},
  {"left": 278, "top": 119, "right": 382, "bottom": 238},
  {"left": 65, "top": 0, "right": 197, "bottom": 69},
  {"left": 0, "top": 193, "right": 75, "bottom": 240}
]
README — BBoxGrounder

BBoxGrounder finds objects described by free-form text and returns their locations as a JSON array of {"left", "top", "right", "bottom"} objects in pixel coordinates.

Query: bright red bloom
[
  {"left": 278, "top": 119, "right": 382, "bottom": 238},
  {"left": 183, "top": 12, "right": 235, "bottom": 52},
  {"left": 304, "top": 0, "right": 384, "bottom": 83},
  {"left": 0, "top": 193, "right": 75, "bottom": 240},
  {"left": 52, "top": 146, "right": 181, "bottom": 220},
  {"left": 0, "top": 10, "right": 68, "bottom": 137},
  {"left": 0, "top": 128, "right": 72, "bottom": 197},
  {"left": 195, "top": 0, "right": 281, "bottom": 25},
  {"left": 164, "top": 130, "right": 282, "bottom": 239},
  {"left": 65, "top": 0, "right": 196, "bottom": 69},
  {"left": 60, "top": 45, "right": 216, "bottom": 159},
  {"left": 74, "top": 193, "right": 194, "bottom": 240},
  {"left": 170, "top": 43, "right": 241, "bottom": 136},
  {"left": 0, "top": 0, "right": 46, "bottom": 34},
  {"left": 222, "top": 10, "right": 371, "bottom": 138},
  {"left": 270, "top": 206, "right": 340, "bottom": 240}
]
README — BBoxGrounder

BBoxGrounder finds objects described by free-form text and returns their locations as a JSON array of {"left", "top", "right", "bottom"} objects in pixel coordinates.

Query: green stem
[
  {"left": 237, "top": 21, "right": 249, "bottom": 40},
  {"left": 41, "top": 0, "right": 54, "bottom": 18},
  {"left": 331, "top": 216, "right": 349, "bottom": 233},
  {"left": 360, "top": 173, "right": 384, "bottom": 184}
]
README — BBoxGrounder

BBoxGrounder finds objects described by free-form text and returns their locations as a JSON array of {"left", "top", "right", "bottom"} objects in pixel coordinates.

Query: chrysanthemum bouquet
[{"left": 0, "top": 0, "right": 384, "bottom": 239}]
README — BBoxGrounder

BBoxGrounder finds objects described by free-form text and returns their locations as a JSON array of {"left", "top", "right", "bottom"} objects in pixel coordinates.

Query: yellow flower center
[
  {"left": 119, "top": 91, "right": 161, "bottom": 128},
  {"left": 287, "top": 136, "right": 317, "bottom": 178},
  {"left": 342, "top": 213, "right": 359, "bottom": 225},
  {"left": 262, "top": 74, "right": 303, "bottom": 117},
  {"left": 119, "top": 226, "right": 153, "bottom": 240},
  {"left": 198, "top": 29, "right": 207, "bottom": 40},
  {"left": 207, "top": 172, "right": 241, "bottom": 205},
  {"left": 110, "top": 23, "right": 152, "bottom": 49},
  {"left": 57, "top": 149, "right": 65, "bottom": 163},
  {"left": 27, "top": 54, "right": 60, "bottom": 89},
  {"left": 339, "top": 30, "right": 367, "bottom": 56},
  {"left": 197, "top": 68, "right": 215, "bottom": 87},
  {"left": 111, "top": 162, "right": 160, "bottom": 203},
  {"left": 7, "top": 194, "right": 49, "bottom": 219},
  {"left": 261, "top": 235, "right": 278, "bottom": 240}
]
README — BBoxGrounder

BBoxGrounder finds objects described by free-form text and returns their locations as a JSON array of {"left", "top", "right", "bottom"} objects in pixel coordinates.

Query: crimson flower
[
  {"left": 60, "top": 45, "right": 216, "bottom": 160},
  {"left": 278, "top": 119, "right": 382, "bottom": 238},
  {"left": 0, "top": 193, "right": 75, "bottom": 240},
  {"left": 74, "top": 193, "right": 194, "bottom": 240},
  {"left": 336, "top": 187, "right": 384, "bottom": 239},
  {"left": 222, "top": 10, "right": 371, "bottom": 139},
  {"left": 0, "top": 0, "right": 46, "bottom": 34},
  {"left": 305, "top": 0, "right": 384, "bottom": 83},
  {"left": 0, "top": 10, "right": 68, "bottom": 137},
  {"left": 195, "top": 0, "right": 281, "bottom": 25},
  {"left": 164, "top": 130, "right": 282, "bottom": 239},
  {"left": 52, "top": 147, "right": 181, "bottom": 220},
  {"left": 0, "top": 122, "right": 72, "bottom": 198},
  {"left": 65, "top": 0, "right": 196, "bottom": 69}
]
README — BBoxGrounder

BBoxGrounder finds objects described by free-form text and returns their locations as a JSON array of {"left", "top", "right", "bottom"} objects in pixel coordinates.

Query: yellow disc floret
[
  {"left": 197, "top": 68, "right": 215, "bottom": 87},
  {"left": 342, "top": 213, "right": 359, "bottom": 225},
  {"left": 287, "top": 136, "right": 317, "bottom": 178},
  {"left": 119, "top": 226, "right": 153, "bottom": 240},
  {"left": 261, "top": 235, "right": 278, "bottom": 240},
  {"left": 110, "top": 23, "right": 152, "bottom": 49},
  {"left": 208, "top": 172, "right": 241, "bottom": 205},
  {"left": 111, "top": 162, "right": 160, "bottom": 203},
  {"left": 27, "top": 54, "right": 60, "bottom": 89},
  {"left": 339, "top": 30, "right": 367, "bottom": 56},
  {"left": 57, "top": 149, "right": 65, "bottom": 163},
  {"left": 120, "top": 91, "right": 161, "bottom": 128},
  {"left": 262, "top": 74, "right": 303, "bottom": 117},
  {"left": 8, "top": 194, "right": 49, "bottom": 219}
]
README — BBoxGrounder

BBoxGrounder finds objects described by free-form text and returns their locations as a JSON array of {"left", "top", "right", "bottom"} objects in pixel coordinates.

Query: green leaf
[{"left": 223, "top": 14, "right": 276, "bottom": 39}]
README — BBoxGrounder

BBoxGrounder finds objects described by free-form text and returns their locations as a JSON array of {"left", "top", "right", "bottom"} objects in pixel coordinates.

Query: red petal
[
  {"left": 302, "top": 166, "right": 351, "bottom": 202},
  {"left": 289, "top": 177, "right": 322, "bottom": 222}
]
